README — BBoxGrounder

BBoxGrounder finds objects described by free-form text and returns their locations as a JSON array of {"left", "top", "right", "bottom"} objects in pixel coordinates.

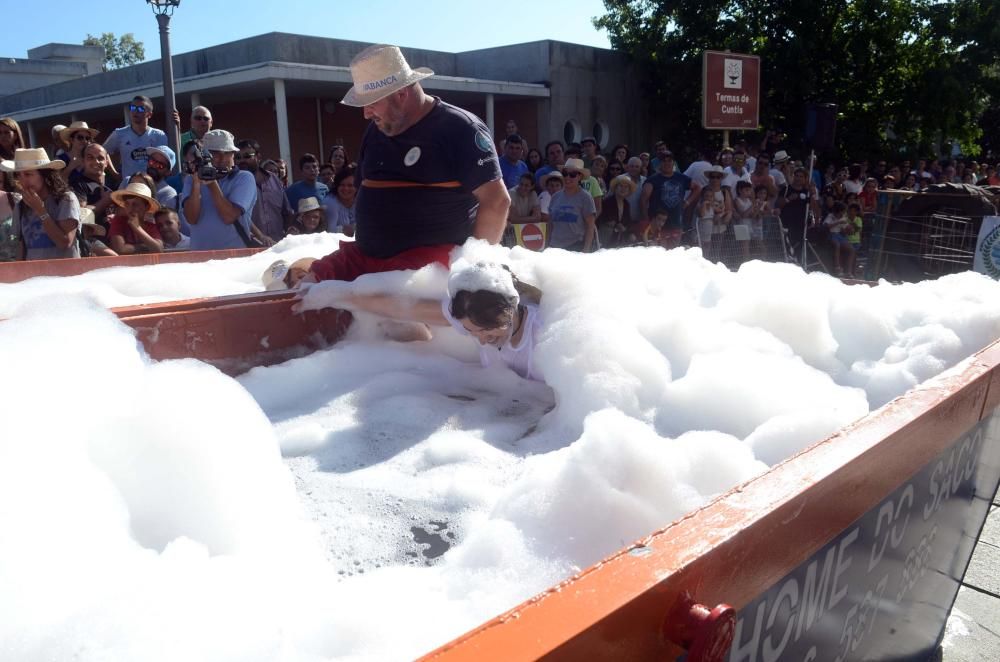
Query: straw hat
[
  {"left": 59, "top": 121, "right": 100, "bottom": 144},
  {"left": 705, "top": 165, "right": 726, "bottom": 178},
  {"left": 341, "top": 44, "right": 434, "bottom": 107},
  {"left": 542, "top": 170, "right": 564, "bottom": 186},
  {"left": 110, "top": 181, "right": 160, "bottom": 212},
  {"left": 609, "top": 174, "right": 637, "bottom": 195},
  {"left": 296, "top": 196, "right": 324, "bottom": 216},
  {"left": 78, "top": 207, "right": 106, "bottom": 237},
  {"left": 561, "top": 158, "right": 591, "bottom": 180},
  {"left": 773, "top": 150, "right": 791, "bottom": 164},
  {"left": 0, "top": 147, "right": 66, "bottom": 172}
]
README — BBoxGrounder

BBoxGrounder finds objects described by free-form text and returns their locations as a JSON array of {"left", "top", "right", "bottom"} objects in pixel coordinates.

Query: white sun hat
[{"left": 341, "top": 44, "right": 434, "bottom": 107}]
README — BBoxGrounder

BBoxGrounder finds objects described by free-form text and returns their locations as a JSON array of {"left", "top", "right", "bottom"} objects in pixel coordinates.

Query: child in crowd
[
  {"left": 538, "top": 171, "right": 563, "bottom": 216},
  {"left": 286, "top": 196, "right": 327, "bottom": 236},
  {"left": 845, "top": 202, "right": 863, "bottom": 254},
  {"left": 733, "top": 180, "right": 761, "bottom": 259},
  {"left": 108, "top": 181, "right": 163, "bottom": 254},
  {"left": 824, "top": 201, "right": 855, "bottom": 277},
  {"left": 696, "top": 187, "right": 717, "bottom": 256}
]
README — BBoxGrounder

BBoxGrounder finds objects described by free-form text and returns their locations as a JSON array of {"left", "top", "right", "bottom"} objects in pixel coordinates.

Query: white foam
[
  {"left": 2, "top": 239, "right": 999, "bottom": 660},
  {"left": 447, "top": 257, "right": 518, "bottom": 300}
]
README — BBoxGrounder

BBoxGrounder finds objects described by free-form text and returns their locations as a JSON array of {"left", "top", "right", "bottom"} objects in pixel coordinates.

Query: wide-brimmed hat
[
  {"left": 773, "top": 150, "right": 791, "bottom": 164},
  {"left": 542, "top": 170, "right": 564, "bottom": 186},
  {"left": 705, "top": 165, "right": 726, "bottom": 178},
  {"left": 0, "top": 147, "right": 66, "bottom": 172},
  {"left": 609, "top": 174, "right": 638, "bottom": 195},
  {"left": 59, "top": 121, "right": 100, "bottom": 144},
  {"left": 203, "top": 129, "right": 237, "bottom": 153},
  {"left": 561, "top": 158, "right": 591, "bottom": 180},
  {"left": 110, "top": 181, "right": 160, "bottom": 212},
  {"left": 296, "top": 196, "right": 324, "bottom": 216},
  {"left": 78, "top": 207, "right": 106, "bottom": 237},
  {"left": 341, "top": 44, "right": 434, "bottom": 107}
]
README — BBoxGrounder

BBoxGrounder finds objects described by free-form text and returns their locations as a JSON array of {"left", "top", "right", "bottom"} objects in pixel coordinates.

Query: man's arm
[
  {"left": 640, "top": 182, "right": 653, "bottom": 221},
  {"left": 183, "top": 175, "right": 202, "bottom": 225},
  {"left": 205, "top": 181, "right": 242, "bottom": 224},
  {"left": 582, "top": 213, "right": 597, "bottom": 252},
  {"left": 471, "top": 178, "right": 510, "bottom": 244}
]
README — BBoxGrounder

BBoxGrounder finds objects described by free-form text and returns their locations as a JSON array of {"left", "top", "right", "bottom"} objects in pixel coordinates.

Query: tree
[
  {"left": 83, "top": 33, "right": 145, "bottom": 71},
  {"left": 594, "top": 1, "right": 997, "bottom": 160}
]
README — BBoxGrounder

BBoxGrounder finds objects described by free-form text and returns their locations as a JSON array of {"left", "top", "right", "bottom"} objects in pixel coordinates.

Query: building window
[
  {"left": 563, "top": 119, "right": 581, "bottom": 146},
  {"left": 593, "top": 121, "right": 610, "bottom": 150}
]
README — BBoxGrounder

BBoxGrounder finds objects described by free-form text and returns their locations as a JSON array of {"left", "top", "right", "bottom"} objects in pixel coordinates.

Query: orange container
[
  {"left": 0, "top": 248, "right": 263, "bottom": 284},
  {"left": 106, "top": 295, "right": 1000, "bottom": 661}
]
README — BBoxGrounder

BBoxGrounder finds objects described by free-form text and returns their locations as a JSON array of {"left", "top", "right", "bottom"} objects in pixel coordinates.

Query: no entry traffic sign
[{"left": 515, "top": 223, "right": 547, "bottom": 251}]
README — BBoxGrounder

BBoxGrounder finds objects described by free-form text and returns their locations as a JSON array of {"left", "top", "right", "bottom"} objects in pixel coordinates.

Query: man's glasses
[
  {"left": 193, "top": 115, "right": 211, "bottom": 122},
  {"left": 73, "top": 133, "right": 93, "bottom": 142},
  {"left": 237, "top": 152, "right": 256, "bottom": 160},
  {"left": 147, "top": 159, "right": 168, "bottom": 171},
  {"left": 129, "top": 104, "right": 149, "bottom": 114},
  {"left": 564, "top": 171, "right": 582, "bottom": 178}
]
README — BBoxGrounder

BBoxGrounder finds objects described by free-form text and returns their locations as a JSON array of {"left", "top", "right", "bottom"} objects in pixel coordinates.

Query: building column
[
  {"left": 26, "top": 121, "right": 36, "bottom": 148},
  {"left": 273, "top": 79, "right": 291, "bottom": 173},
  {"left": 315, "top": 98, "right": 324, "bottom": 161},
  {"left": 485, "top": 93, "right": 495, "bottom": 140},
  {"left": 190, "top": 93, "right": 201, "bottom": 109}
]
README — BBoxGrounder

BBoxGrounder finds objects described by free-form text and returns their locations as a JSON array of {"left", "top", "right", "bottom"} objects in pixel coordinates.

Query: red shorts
[{"left": 309, "top": 241, "right": 456, "bottom": 282}]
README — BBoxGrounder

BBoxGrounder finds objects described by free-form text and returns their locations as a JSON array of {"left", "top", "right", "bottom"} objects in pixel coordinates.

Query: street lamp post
[{"left": 147, "top": 0, "right": 181, "bottom": 155}]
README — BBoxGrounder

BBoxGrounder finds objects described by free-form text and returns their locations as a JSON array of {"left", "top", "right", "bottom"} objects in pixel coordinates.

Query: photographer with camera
[{"left": 180, "top": 129, "right": 257, "bottom": 251}]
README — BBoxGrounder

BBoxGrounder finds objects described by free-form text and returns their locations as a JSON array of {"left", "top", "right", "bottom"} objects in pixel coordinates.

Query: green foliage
[
  {"left": 594, "top": 0, "right": 997, "bottom": 160},
  {"left": 83, "top": 33, "right": 145, "bottom": 72}
]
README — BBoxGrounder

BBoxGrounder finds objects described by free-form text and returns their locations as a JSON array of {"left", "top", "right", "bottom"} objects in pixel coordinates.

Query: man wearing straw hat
[{"left": 305, "top": 44, "right": 509, "bottom": 284}]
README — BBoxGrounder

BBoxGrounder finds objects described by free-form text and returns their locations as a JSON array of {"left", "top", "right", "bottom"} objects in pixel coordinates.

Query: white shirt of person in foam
[{"left": 441, "top": 300, "right": 545, "bottom": 382}]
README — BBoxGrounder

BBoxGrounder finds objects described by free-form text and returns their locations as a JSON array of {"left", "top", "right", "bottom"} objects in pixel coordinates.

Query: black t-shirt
[
  {"left": 355, "top": 97, "right": 502, "bottom": 258},
  {"left": 779, "top": 184, "right": 811, "bottom": 226}
]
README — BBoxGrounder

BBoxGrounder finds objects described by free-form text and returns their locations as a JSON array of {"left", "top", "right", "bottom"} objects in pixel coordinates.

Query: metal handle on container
[{"left": 662, "top": 598, "right": 736, "bottom": 662}]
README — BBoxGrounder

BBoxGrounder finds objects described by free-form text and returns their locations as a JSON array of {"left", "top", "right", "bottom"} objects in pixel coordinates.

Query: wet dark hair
[
  {"left": 332, "top": 166, "right": 355, "bottom": 192},
  {"left": 449, "top": 267, "right": 542, "bottom": 330}
]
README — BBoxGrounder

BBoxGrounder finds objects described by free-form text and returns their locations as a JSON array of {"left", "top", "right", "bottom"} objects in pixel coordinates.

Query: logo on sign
[
  {"left": 724, "top": 58, "right": 743, "bottom": 89},
  {"left": 979, "top": 223, "right": 1000, "bottom": 278}
]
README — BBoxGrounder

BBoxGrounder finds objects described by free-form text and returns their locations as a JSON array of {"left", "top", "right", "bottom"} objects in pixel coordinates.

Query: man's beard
[
  {"left": 241, "top": 162, "right": 258, "bottom": 174},
  {"left": 146, "top": 168, "right": 163, "bottom": 183}
]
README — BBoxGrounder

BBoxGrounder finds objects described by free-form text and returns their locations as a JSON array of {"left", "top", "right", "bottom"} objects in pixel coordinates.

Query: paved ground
[{"left": 941, "top": 499, "right": 1000, "bottom": 661}]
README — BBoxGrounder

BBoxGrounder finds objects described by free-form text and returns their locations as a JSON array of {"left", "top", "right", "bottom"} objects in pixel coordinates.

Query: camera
[{"left": 190, "top": 144, "right": 230, "bottom": 181}]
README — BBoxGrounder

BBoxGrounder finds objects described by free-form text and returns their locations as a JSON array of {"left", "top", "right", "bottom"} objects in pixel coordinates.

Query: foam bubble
[{"left": 2, "top": 239, "right": 999, "bottom": 660}]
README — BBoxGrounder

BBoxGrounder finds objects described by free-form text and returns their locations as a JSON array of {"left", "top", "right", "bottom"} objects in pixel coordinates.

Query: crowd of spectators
[{"left": 1, "top": 101, "right": 997, "bottom": 268}]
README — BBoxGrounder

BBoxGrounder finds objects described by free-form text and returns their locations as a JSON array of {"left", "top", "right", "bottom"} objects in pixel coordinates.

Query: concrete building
[
  {"left": 0, "top": 33, "right": 649, "bottom": 170},
  {"left": 0, "top": 43, "right": 104, "bottom": 97}
]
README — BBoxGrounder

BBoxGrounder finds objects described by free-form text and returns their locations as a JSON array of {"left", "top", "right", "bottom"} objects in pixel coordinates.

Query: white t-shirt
[
  {"left": 442, "top": 300, "right": 544, "bottom": 382},
  {"left": 538, "top": 191, "right": 554, "bottom": 215},
  {"left": 843, "top": 179, "right": 864, "bottom": 195},
  {"left": 770, "top": 168, "right": 788, "bottom": 188},
  {"left": 723, "top": 167, "right": 751, "bottom": 191},
  {"left": 684, "top": 160, "right": 713, "bottom": 188}
]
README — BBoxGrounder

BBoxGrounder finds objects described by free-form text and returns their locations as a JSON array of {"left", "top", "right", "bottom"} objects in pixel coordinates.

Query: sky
[{"left": 5, "top": 0, "right": 613, "bottom": 60}]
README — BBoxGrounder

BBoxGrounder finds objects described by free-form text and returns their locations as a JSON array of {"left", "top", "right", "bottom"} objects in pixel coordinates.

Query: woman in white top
[{"left": 298, "top": 260, "right": 545, "bottom": 382}]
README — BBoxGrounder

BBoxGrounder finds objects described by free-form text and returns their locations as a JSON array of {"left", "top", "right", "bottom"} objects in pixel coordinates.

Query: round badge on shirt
[{"left": 404, "top": 146, "right": 421, "bottom": 167}]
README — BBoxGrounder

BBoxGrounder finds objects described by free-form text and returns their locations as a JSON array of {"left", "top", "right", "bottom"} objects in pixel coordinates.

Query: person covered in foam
[{"left": 297, "top": 259, "right": 545, "bottom": 381}]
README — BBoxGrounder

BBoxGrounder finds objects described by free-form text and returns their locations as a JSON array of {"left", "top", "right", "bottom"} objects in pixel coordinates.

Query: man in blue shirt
[
  {"left": 102, "top": 95, "right": 168, "bottom": 180},
  {"left": 534, "top": 140, "right": 566, "bottom": 188},
  {"left": 285, "top": 153, "right": 329, "bottom": 211},
  {"left": 180, "top": 129, "right": 257, "bottom": 250},
  {"left": 499, "top": 134, "right": 528, "bottom": 188}
]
